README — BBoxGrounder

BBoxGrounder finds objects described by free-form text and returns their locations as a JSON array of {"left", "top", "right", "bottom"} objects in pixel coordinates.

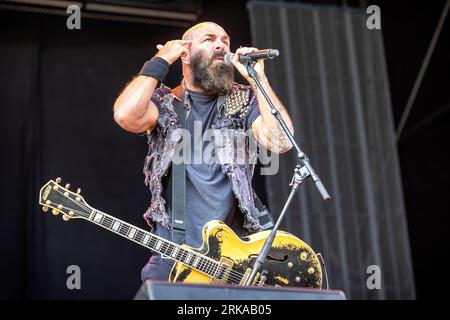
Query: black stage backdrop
[
  {"left": 0, "top": 3, "right": 259, "bottom": 299},
  {"left": 248, "top": 2, "right": 415, "bottom": 299}
]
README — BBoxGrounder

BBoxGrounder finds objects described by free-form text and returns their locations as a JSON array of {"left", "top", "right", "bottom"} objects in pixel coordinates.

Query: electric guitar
[{"left": 39, "top": 178, "right": 322, "bottom": 288}]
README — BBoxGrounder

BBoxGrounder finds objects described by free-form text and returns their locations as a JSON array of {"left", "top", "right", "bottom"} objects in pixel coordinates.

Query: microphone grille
[{"left": 224, "top": 52, "right": 234, "bottom": 65}]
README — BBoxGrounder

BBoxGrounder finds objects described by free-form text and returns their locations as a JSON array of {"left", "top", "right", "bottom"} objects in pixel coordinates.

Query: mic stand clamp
[{"left": 242, "top": 59, "right": 330, "bottom": 287}]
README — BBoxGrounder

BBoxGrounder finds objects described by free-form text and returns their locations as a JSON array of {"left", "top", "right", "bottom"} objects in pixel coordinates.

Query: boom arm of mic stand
[{"left": 243, "top": 60, "right": 330, "bottom": 287}]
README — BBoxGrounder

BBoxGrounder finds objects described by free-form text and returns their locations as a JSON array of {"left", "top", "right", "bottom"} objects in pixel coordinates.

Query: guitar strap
[
  {"left": 170, "top": 93, "right": 188, "bottom": 244},
  {"left": 253, "top": 192, "right": 274, "bottom": 230}
]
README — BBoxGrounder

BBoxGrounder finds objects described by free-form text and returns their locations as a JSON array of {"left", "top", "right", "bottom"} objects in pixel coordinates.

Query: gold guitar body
[{"left": 169, "top": 220, "right": 322, "bottom": 288}]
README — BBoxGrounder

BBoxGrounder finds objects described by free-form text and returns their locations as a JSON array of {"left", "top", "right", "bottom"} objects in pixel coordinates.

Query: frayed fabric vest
[{"left": 143, "top": 83, "right": 269, "bottom": 232}]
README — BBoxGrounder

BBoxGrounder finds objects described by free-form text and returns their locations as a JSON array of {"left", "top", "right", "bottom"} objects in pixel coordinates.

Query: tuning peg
[
  {"left": 42, "top": 206, "right": 49, "bottom": 212},
  {"left": 62, "top": 215, "right": 70, "bottom": 221},
  {"left": 52, "top": 209, "right": 59, "bottom": 215},
  {"left": 65, "top": 183, "right": 71, "bottom": 189},
  {"left": 55, "top": 177, "right": 62, "bottom": 184},
  {"left": 76, "top": 188, "right": 81, "bottom": 194}
]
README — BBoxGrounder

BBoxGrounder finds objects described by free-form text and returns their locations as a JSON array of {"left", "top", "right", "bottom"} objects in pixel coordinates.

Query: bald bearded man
[{"left": 113, "top": 22, "right": 294, "bottom": 282}]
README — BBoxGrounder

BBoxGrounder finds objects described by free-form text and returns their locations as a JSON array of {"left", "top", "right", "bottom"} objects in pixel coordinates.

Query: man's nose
[{"left": 214, "top": 40, "right": 226, "bottom": 51}]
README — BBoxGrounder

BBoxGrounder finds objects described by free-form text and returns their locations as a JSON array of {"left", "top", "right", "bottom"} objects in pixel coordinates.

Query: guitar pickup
[{"left": 211, "top": 257, "right": 234, "bottom": 285}]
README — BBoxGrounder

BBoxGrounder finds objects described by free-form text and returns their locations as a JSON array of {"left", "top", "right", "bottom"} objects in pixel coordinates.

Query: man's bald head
[{"left": 182, "top": 22, "right": 227, "bottom": 41}]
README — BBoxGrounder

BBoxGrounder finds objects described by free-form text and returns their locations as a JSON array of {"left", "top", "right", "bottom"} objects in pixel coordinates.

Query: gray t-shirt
[{"left": 141, "top": 87, "right": 260, "bottom": 281}]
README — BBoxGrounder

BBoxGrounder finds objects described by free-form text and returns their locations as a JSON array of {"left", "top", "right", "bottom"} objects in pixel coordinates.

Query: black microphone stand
[{"left": 243, "top": 59, "right": 331, "bottom": 286}]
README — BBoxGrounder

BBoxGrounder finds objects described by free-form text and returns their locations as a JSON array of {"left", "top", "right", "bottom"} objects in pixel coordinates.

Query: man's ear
[{"left": 180, "top": 50, "right": 190, "bottom": 64}]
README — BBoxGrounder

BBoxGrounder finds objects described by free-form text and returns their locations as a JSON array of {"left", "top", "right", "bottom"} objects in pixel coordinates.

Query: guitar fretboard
[{"left": 88, "top": 209, "right": 223, "bottom": 279}]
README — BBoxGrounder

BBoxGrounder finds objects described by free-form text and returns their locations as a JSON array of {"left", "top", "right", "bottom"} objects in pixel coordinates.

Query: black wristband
[{"left": 138, "top": 57, "right": 169, "bottom": 82}]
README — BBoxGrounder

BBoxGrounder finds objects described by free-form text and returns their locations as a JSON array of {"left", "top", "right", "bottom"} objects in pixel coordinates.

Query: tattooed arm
[
  {"left": 231, "top": 47, "right": 294, "bottom": 153},
  {"left": 250, "top": 75, "right": 294, "bottom": 153}
]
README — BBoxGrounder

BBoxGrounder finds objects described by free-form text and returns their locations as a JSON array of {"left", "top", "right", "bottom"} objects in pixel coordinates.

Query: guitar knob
[
  {"left": 300, "top": 251, "right": 308, "bottom": 261},
  {"left": 76, "top": 188, "right": 81, "bottom": 194},
  {"left": 56, "top": 177, "right": 62, "bottom": 184},
  {"left": 62, "top": 215, "right": 70, "bottom": 221},
  {"left": 52, "top": 209, "right": 59, "bottom": 215},
  {"left": 65, "top": 183, "right": 71, "bottom": 189},
  {"left": 308, "top": 267, "right": 315, "bottom": 274},
  {"left": 42, "top": 206, "right": 49, "bottom": 212}
]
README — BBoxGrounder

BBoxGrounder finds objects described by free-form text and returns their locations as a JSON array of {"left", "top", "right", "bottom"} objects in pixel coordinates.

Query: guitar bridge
[{"left": 240, "top": 268, "right": 263, "bottom": 286}]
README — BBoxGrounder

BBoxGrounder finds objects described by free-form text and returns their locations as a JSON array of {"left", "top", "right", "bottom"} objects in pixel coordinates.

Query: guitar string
[
  {"left": 48, "top": 187, "right": 261, "bottom": 285},
  {"left": 51, "top": 198, "right": 243, "bottom": 282},
  {"left": 49, "top": 188, "right": 266, "bottom": 285},
  {"left": 51, "top": 190, "right": 258, "bottom": 285},
  {"left": 96, "top": 215, "right": 249, "bottom": 283},
  {"left": 49, "top": 192, "right": 241, "bottom": 283},
  {"left": 48, "top": 190, "right": 267, "bottom": 285}
]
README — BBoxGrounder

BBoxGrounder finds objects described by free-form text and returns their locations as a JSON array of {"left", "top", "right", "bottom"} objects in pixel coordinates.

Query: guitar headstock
[{"left": 39, "top": 178, "right": 91, "bottom": 221}]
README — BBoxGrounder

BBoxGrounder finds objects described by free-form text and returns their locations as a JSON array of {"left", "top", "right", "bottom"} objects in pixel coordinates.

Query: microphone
[{"left": 224, "top": 49, "right": 279, "bottom": 65}]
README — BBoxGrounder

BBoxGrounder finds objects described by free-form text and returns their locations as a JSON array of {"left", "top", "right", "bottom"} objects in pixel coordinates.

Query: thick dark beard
[{"left": 190, "top": 50, "right": 234, "bottom": 96}]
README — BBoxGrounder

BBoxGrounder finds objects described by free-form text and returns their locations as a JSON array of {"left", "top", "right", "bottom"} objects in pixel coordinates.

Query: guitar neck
[
  {"left": 38, "top": 179, "right": 222, "bottom": 279},
  {"left": 85, "top": 208, "right": 220, "bottom": 278}
]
